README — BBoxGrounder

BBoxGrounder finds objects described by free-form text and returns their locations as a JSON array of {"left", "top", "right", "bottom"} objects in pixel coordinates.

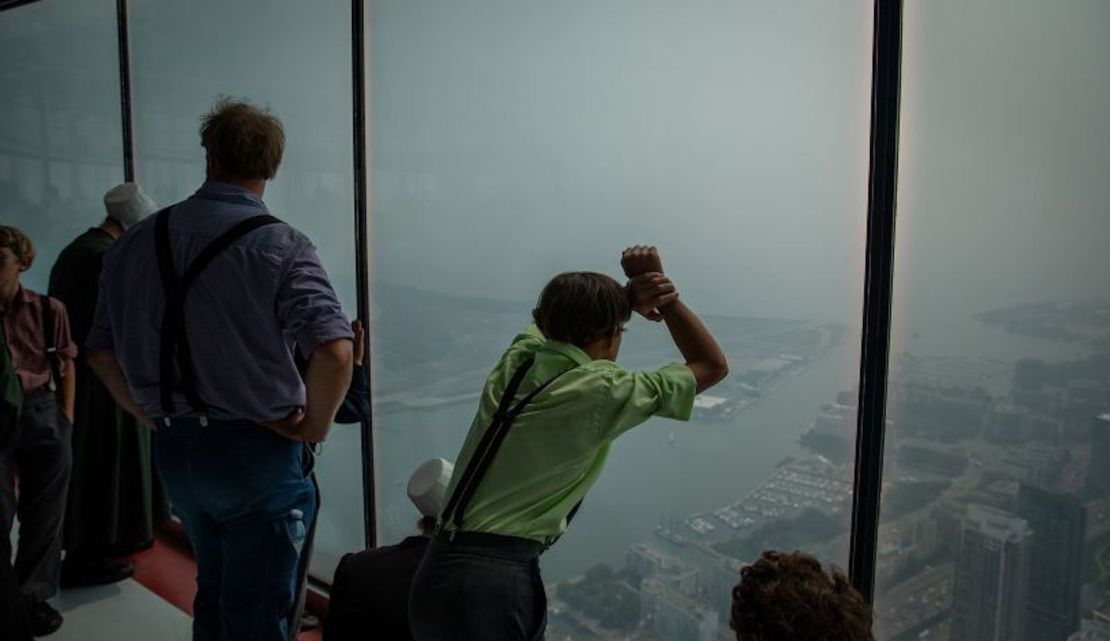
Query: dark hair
[
  {"left": 731, "top": 550, "right": 874, "bottom": 641},
  {"left": 532, "top": 272, "right": 631, "bottom": 347},
  {"left": 200, "top": 98, "right": 285, "bottom": 180}
]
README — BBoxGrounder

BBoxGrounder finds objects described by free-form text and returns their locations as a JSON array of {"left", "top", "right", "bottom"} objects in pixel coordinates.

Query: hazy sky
[
  {"left": 370, "top": 0, "right": 875, "bottom": 323},
  {"left": 370, "top": 0, "right": 1110, "bottom": 329},
  {"left": 893, "top": 0, "right": 1110, "bottom": 341},
  {"left": 7, "top": 0, "right": 1101, "bottom": 328}
]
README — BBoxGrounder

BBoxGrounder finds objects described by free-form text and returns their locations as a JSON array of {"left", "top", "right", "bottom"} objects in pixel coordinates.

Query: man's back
[
  {"left": 325, "top": 537, "right": 430, "bottom": 641},
  {"left": 88, "top": 181, "right": 351, "bottom": 424}
]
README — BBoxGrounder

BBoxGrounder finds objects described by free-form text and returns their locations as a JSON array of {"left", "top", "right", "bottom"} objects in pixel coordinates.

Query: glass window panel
[
  {"left": 877, "top": 2, "right": 1110, "bottom": 640},
  {"left": 129, "top": 0, "right": 358, "bottom": 581},
  {"left": 369, "top": 1, "right": 872, "bottom": 635},
  {"left": 0, "top": 0, "right": 123, "bottom": 292}
]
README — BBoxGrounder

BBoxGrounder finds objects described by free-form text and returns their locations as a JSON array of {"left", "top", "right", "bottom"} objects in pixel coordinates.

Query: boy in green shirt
[{"left": 410, "top": 246, "right": 728, "bottom": 641}]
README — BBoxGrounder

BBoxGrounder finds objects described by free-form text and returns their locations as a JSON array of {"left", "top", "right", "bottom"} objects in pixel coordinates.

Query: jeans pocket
[{"left": 281, "top": 511, "right": 308, "bottom": 557}]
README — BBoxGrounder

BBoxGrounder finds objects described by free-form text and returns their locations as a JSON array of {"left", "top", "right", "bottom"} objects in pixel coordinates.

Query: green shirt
[{"left": 443, "top": 325, "right": 696, "bottom": 543}]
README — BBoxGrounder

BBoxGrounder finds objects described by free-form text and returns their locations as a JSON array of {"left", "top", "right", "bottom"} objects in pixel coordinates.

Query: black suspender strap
[
  {"left": 439, "top": 359, "right": 535, "bottom": 533},
  {"left": 440, "top": 357, "right": 576, "bottom": 540},
  {"left": 37, "top": 293, "right": 61, "bottom": 392},
  {"left": 153, "top": 207, "right": 281, "bottom": 423}
]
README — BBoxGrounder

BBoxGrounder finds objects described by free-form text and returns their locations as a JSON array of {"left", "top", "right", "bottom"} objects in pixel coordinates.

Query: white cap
[
  {"left": 103, "top": 182, "right": 158, "bottom": 230},
  {"left": 407, "top": 458, "right": 455, "bottom": 518}
]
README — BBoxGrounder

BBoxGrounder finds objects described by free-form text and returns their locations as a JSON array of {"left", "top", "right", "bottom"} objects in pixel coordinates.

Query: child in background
[{"left": 0, "top": 225, "right": 78, "bottom": 636}]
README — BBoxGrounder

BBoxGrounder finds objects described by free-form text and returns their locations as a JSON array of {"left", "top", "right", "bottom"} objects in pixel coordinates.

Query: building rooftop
[{"left": 964, "top": 504, "right": 1032, "bottom": 542}]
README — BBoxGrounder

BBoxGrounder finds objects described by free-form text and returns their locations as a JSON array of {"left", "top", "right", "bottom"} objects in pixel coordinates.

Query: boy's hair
[
  {"left": 532, "top": 272, "right": 631, "bottom": 347},
  {"left": 731, "top": 550, "right": 874, "bottom": 641},
  {"left": 0, "top": 226, "right": 34, "bottom": 268},
  {"left": 200, "top": 97, "right": 285, "bottom": 181}
]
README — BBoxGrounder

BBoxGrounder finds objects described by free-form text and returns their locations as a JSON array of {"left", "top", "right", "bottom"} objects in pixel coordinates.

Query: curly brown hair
[
  {"left": 731, "top": 551, "right": 874, "bottom": 641},
  {"left": 200, "top": 97, "right": 285, "bottom": 181},
  {"left": 0, "top": 225, "right": 35, "bottom": 268}
]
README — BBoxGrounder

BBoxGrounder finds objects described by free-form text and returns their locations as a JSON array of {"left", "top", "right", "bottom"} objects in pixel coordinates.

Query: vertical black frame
[
  {"left": 351, "top": 0, "right": 377, "bottom": 549},
  {"left": 848, "top": 0, "right": 903, "bottom": 602},
  {"left": 115, "top": 0, "right": 135, "bottom": 181},
  {"left": 0, "top": 0, "right": 42, "bottom": 11}
]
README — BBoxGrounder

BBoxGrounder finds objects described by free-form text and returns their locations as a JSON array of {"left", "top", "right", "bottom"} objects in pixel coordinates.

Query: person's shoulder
[
  {"left": 105, "top": 214, "right": 156, "bottom": 257},
  {"left": 246, "top": 215, "right": 311, "bottom": 261},
  {"left": 575, "top": 359, "right": 629, "bottom": 383},
  {"left": 20, "top": 287, "right": 68, "bottom": 317},
  {"left": 575, "top": 360, "right": 694, "bottom": 394},
  {"left": 45, "top": 294, "right": 68, "bottom": 316},
  {"left": 335, "top": 542, "right": 412, "bottom": 575}
]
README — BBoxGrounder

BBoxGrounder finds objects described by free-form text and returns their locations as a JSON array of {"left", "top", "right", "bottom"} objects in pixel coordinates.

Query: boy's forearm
[
  {"left": 59, "top": 360, "right": 76, "bottom": 421},
  {"left": 661, "top": 300, "right": 729, "bottom": 392}
]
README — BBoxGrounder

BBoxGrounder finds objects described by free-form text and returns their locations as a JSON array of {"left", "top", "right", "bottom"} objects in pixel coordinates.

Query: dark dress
[
  {"left": 49, "top": 228, "right": 170, "bottom": 555},
  {"left": 325, "top": 536, "right": 430, "bottom": 641}
]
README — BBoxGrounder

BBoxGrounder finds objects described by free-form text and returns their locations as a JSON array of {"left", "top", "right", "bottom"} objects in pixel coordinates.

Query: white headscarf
[{"left": 103, "top": 182, "right": 158, "bottom": 230}]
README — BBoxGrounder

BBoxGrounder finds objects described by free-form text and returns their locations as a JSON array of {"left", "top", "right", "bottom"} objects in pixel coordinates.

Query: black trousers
[
  {"left": 0, "top": 391, "right": 72, "bottom": 602},
  {"left": 409, "top": 532, "right": 546, "bottom": 641}
]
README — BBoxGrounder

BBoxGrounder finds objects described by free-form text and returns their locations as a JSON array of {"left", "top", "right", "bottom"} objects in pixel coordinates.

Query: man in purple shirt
[{"left": 86, "top": 99, "right": 354, "bottom": 641}]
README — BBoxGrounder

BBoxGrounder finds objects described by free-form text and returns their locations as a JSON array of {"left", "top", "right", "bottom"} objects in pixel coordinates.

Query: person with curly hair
[{"left": 731, "top": 550, "right": 875, "bottom": 641}]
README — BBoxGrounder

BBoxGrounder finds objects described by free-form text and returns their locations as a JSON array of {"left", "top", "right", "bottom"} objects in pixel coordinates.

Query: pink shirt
[{"left": 1, "top": 285, "right": 77, "bottom": 393}]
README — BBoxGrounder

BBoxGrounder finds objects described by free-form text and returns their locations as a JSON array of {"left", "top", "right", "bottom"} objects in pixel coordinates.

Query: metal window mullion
[
  {"left": 115, "top": 0, "right": 135, "bottom": 182},
  {"left": 848, "top": 0, "right": 904, "bottom": 603},
  {"left": 351, "top": 0, "right": 377, "bottom": 550},
  {"left": 0, "top": 0, "right": 44, "bottom": 13}
]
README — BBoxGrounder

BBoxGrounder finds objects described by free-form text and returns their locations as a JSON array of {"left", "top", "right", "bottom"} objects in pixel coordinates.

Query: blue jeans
[{"left": 154, "top": 418, "right": 315, "bottom": 641}]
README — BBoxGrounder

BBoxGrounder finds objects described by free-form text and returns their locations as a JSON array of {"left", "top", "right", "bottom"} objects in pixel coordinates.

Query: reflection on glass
[
  {"left": 129, "top": 0, "right": 357, "bottom": 581},
  {"left": 0, "top": 0, "right": 123, "bottom": 291},
  {"left": 369, "top": 2, "right": 872, "bottom": 637},
  {"left": 877, "top": 2, "right": 1110, "bottom": 640}
]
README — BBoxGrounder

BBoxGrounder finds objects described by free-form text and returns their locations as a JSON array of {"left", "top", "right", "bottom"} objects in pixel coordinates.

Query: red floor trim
[{"left": 127, "top": 522, "right": 328, "bottom": 640}]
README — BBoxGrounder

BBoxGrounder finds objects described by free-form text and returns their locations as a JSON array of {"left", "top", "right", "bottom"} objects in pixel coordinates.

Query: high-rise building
[
  {"left": 1019, "top": 484, "right": 1087, "bottom": 641},
  {"left": 951, "top": 504, "right": 1032, "bottom": 641},
  {"left": 1069, "top": 619, "right": 1110, "bottom": 641},
  {"left": 1088, "top": 413, "right": 1110, "bottom": 499},
  {"left": 711, "top": 557, "right": 743, "bottom": 628},
  {"left": 625, "top": 543, "right": 699, "bottom": 596},
  {"left": 641, "top": 578, "right": 719, "bottom": 641}
]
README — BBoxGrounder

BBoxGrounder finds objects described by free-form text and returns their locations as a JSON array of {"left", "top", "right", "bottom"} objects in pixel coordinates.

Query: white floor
[
  {"left": 47, "top": 579, "right": 192, "bottom": 641},
  {"left": 11, "top": 520, "right": 191, "bottom": 640}
]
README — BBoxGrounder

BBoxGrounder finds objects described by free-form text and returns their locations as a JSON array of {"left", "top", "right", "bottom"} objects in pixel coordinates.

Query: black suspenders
[
  {"left": 153, "top": 207, "right": 281, "bottom": 425},
  {"left": 439, "top": 357, "right": 577, "bottom": 544},
  {"left": 37, "top": 293, "right": 61, "bottom": 392}
]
